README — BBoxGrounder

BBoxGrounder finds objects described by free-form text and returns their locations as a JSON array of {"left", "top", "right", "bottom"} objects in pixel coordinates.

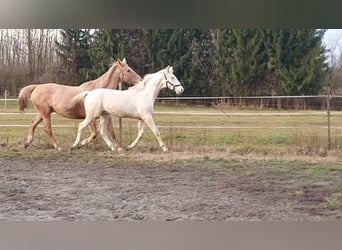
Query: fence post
[
  {"left": 4, "top": 89, "right": 8, "bottom": 112},
  {"left": 118, "top": 83, "right": 123, "bottom": 148},
  {"left": 326, "top": 93, "right": 331, "bottom": 150}
]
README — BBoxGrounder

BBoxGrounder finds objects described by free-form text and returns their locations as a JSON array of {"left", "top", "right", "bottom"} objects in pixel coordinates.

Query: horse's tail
[
  {"left": 18, "top": 85, "right": 36, "bottom": 112},
  {"left": 71, "top": 91, "right": 89, "bottom": 109}
]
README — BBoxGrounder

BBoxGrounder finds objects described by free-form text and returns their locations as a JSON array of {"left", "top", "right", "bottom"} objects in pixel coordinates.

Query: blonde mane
[
  {"left": 80, "top": 62, "right": 119, "bottom": 89},
  {"left": 128, "top": 73, "right": 154, "bottom": 90}
]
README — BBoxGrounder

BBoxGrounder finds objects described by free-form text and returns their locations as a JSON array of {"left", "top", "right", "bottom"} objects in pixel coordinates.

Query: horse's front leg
[
  {"left": 127, "top": 119, "right": 145, "bottom": 150},
  {"left": 142, "top": 115, "right": 168, "bottom": 153}
]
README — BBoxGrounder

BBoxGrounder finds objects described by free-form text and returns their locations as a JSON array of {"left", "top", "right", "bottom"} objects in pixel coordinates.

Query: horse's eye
[{"left": 127, "top": 69, "right": 131, "bottom": 73}]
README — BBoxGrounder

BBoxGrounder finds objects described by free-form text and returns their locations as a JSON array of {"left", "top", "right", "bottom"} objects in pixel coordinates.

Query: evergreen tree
[
  {"left": 82, "top": 29, "right": 146, "bottom": 82},
  {"left": 142, "top": 29, "right": 196, "bottom": 95},
  {"left": 82, "top": 29, "right": 114, "bottom": 81},
  {"left": 55, "top": 29, "right": 92, "bottom": 84},
  {"left": 188, "top": 29, "right": 217, "bottom": 96},
  {"left": 159, "top": 29, "right": 194, "bottom": 95},
  {"left": 214, "top": 29, "right": 328, "bottom": 96},
  {"left": 266, "top": 29, "right": 329, "bottom": 95},
  {"left": 65, "top": 28, "right": 329, "bottom": 97},
  {"left": 115, "top": 29, "right": 146, "bottom": 74},
  {"left": 142, "top": 29, "right": 173, "bottom": 73},
  {"left": 213, "top": 29, "right": 235, "bottom": 96},
  {"left": 214, "top": 29, "right": 266, "bottom": 96},
  {"left": 144, "top": 29, "right": 216, "bottom": 96}
]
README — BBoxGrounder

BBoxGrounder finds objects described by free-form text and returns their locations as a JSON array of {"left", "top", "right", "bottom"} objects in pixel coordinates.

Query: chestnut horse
[{"left": 18, "top": 58, "right": 142, "bottom": 151}]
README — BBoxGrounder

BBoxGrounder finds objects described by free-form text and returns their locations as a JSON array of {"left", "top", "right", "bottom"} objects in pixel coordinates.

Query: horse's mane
[
  {"left": 128, "top": 67, "right": 171, "bottom": 91},
  {"left": 128, "top": 73, "right": 154, "bottom": 90},
  {"left": 79, "top": 62, "right": 118, "bottom": 89}
]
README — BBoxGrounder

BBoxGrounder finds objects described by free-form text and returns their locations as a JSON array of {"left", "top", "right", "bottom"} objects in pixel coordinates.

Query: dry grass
[{"left": 1, "top": 102, "right": 342, "bottom": 160}]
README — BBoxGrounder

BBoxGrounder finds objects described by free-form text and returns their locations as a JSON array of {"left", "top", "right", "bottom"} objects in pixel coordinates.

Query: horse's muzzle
[{"left": 175, "top": 86, "right": 184, "bottom": 95}]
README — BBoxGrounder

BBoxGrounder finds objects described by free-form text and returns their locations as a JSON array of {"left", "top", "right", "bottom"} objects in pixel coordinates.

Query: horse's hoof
[
  {"left": 57, "top": 147, "right": 63, "bottom": 152},
  {"left": 117, "top": 147, "right": 125, "bottom": 152}
]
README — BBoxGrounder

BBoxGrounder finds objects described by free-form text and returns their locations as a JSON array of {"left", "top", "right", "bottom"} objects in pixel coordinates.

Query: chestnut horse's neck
[{"left": 79, "top": 63, "right": 121, "bottom": 90}]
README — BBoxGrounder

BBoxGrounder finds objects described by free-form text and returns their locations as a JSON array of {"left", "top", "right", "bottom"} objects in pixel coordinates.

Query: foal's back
[{"left": 85, "top": 88, "right": 142, "bottom": 119}]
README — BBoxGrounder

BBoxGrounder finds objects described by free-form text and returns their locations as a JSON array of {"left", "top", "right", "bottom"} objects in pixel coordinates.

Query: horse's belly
[{"left": 106, "top": 107, "right": 140, "bottom": 119}]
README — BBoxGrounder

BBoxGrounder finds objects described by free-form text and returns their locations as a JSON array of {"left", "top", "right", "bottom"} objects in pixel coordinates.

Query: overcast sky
[{"left": 323, "top": 29, "right": 342, "bottom": 59}]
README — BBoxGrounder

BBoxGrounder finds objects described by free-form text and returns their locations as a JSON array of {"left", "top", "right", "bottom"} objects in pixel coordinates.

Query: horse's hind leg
[
  {"left": 24, "top": 113, "right": 43, "bottom": 149},
  {"left": 42, "top": 113, "right": 62, "bottom": 151},
  {"left": 71, "top": 117, "right": 92, "bottom": 150},
  {"left": 107, "top": 117, "right": 122, "bottom": 151},
  {"left": 127, "top": 120, "right": 145, "bottom": 151},
  {"left": 99, "top": 114, "right": 116, "bottom": 151},
  {"left": 79, "top": 120, "right": 97, "bottom": 146}
]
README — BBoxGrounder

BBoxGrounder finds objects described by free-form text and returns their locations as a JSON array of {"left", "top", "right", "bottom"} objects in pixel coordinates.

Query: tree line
[
  {"left": 0, "top": 29, "right": 336, "bottom": 97},
  {"left": 0, "top": 29, "right": 58, "bottom": 95}
]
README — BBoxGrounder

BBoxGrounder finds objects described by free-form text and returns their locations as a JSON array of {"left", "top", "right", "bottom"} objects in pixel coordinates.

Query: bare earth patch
[{"left": 1, "top": 147, "right": 341, "bottom": 221}]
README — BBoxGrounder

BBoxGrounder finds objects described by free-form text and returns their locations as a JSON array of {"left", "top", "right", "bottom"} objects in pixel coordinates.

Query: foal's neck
[{"left": 142, "top": 73, "right": 164, "bottom": 102}]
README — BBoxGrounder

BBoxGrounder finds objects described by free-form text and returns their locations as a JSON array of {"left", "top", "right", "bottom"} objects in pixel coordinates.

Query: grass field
[{"left": 1, "top": 99, "right": 342, "bottom": 156}]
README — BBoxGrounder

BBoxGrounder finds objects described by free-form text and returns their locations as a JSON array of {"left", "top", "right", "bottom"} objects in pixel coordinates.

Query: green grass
[{"left": 1, "top": 101, "right": 342, "bottom": 157}]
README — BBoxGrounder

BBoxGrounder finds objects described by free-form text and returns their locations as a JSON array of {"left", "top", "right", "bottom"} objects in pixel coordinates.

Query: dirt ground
[{"left": 0, "top": 148, "right": 341, "bottom": 221}]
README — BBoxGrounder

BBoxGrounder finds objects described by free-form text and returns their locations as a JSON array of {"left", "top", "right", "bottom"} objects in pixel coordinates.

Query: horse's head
[
  {"left": 163, "top": 66, "right": 184, "bottom": 95},
  {"left": 118, "top": 58, "right": 142, "bottom": 85}
]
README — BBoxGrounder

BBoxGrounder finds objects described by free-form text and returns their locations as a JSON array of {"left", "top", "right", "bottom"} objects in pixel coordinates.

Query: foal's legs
[
  {"left": 24, "top": 113, "right": 43, "bottom": 149},
  {"left": 99, "top": 114, "right": 117, "bottom": 151},
  {"left": 71, "top": 117, "right": 94, "bottom": 150},
  {"left": 79, "top": 120, "right": 97, "bottom": 146},
  {"left": 142, "top": 114, "right": 168, "bottom": 152},
  {"left": 107, "top": 117, "right": 122, "bottom": 151},
  {"left": 77, "top": 116, "right": 121, "bottom": 151},
  {"left": 127, "top": 115, "right": 168, "bottom": 152},
  {"left": 127, "top": 120, "right": 145, "bottom": 150}
]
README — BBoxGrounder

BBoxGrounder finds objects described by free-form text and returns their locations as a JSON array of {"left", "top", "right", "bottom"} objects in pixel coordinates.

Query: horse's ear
[
  {"left": 166, "top": 65, "right": 170, "bottom": 72},
  {"left": 117, "top": 58, "right": 123, "bottom": 67},
  {"left": 170, "top": 66, "right": 173, "bottom": 72},
  {"left": 108, "top": 57, "right": 115, "bottom": 67},
  {"left": 122, "top": 58, "right": 127, "bottom": 64}
]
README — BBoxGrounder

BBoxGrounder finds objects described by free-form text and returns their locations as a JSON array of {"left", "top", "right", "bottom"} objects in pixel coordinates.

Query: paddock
[
  {"left": 0, "top": 98, "right": 342, "bottom": 220},
  {"left": 1, "top": 100, "right": 342, "bottom": 153}
]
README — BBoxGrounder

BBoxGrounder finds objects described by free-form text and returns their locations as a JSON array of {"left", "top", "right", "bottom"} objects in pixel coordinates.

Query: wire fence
[
  {"left": 2, "top": 94, "right": 342, "bottom": 109},
  {"left": 156, "top": 95, "right": 342, "bottom": 110},
  {"left": 0, "top": 95, "right": 341, "bottom": 150}
]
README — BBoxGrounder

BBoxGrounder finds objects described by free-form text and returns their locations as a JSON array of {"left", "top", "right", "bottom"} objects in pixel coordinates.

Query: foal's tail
[
  {"left": 71, "top": 91, "right": 89, "bottom": 109},
  {"left": 18, "top": 85, "right": 36, "bottom": 112}
]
